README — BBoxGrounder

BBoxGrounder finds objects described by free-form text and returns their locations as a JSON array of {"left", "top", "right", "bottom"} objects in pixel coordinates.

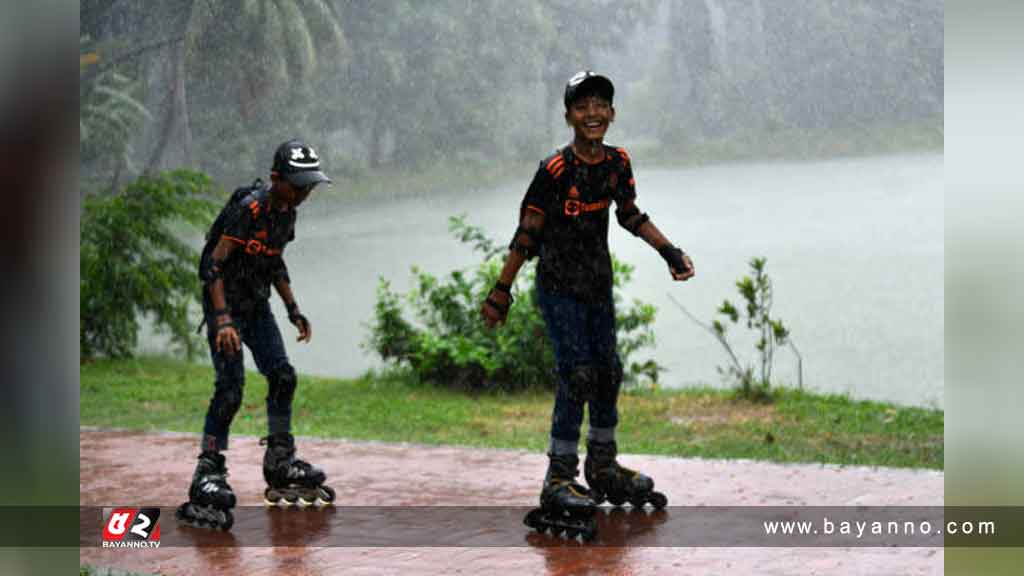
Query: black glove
[
  {"left": 658, "top": 245, "right": 690, "bottom": 275},
  {"left": 483, "top": 281, "right": 513, "bottom": 321},
  {"left": 286, "top": 301, "right": 309, "bottom": 332}
]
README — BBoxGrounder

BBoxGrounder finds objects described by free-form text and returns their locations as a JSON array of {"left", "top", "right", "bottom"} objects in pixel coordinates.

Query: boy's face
[
  {"left": 271, "top": 175, "right": 315, "bottom": 209},
  {"left": 565, "top": 95, "right": 615, "bottom": 142}
]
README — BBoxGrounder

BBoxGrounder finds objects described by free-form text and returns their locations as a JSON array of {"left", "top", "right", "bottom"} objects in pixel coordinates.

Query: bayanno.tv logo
[{"left": 102, "top": 507, "right": 161, "bottom": 549}]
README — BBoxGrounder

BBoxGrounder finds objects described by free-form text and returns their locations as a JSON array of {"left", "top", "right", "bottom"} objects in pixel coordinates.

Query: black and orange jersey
[
  {"left": 520, "top": 144, "right": 637, "bottom": 302},
  {"left": 215, "top": 183, "right": 296, "bottom": 308}
]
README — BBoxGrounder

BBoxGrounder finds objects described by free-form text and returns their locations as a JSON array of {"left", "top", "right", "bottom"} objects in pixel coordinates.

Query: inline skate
[
  {"left": 176, "top": 451, "right": 236, "bottom": 530},
  {"left": 585, "top": 440, "right": 667, "bottom": 510},
  {"left": 523, "top": 453, "right": 598, "bottom": 541},
  {"left": 261, "top": 432, "right": 335, "bottom": 507}
]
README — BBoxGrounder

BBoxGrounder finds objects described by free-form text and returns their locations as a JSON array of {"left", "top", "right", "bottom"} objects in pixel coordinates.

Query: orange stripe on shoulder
[
  {"left": 525, "top": 204, "right": 545, "bottom": 216},
  {"left": 222, "top": 235, "right": 246, "bottom": 245},
  {"left": 545, "top": 156, "right": 565, "bottom": 175},
  {"left": 616, "top": 147, "right": 631, "bottom": 163}
]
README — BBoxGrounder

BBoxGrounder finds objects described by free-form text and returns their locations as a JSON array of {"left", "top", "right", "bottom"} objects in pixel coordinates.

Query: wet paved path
[{"left": 80, "top": 429, "right": 942, "bottom": 575}]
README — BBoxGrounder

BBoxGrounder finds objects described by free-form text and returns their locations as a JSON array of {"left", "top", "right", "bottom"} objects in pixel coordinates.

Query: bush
[
  {"left": 366, "top": 215, "right": 661, "bottom": 392},
  {"left": 81, "top": 170, "right": 217, "bottom": 359},
  {"left": 704, "top": 257, "right": 797, "bottom": 401}
]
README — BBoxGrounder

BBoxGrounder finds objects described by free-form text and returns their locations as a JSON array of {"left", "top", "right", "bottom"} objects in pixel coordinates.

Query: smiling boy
[{"left": 482, "top": 71, "right": 695, "bottom": 537}]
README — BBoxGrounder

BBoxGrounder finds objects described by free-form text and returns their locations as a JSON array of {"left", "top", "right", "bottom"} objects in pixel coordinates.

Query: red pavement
[{"left": 80, "top": 428, "right": 943, "bottom": 575}]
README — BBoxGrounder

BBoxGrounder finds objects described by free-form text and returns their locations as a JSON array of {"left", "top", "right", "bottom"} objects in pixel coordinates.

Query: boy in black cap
[
  {"left": 482, "top": 71, "right": 694, "bottom": 537},
  {"left": 177, "top": 139, "right": 335, "bottom": 530}
]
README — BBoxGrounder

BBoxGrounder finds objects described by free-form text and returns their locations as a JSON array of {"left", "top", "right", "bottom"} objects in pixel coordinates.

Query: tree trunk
[
  {"left": 145, "top": 0, "right": 195, "bottom": 173},
  {"left": 369, "top": 111, "right": 383, "bottom": 169}
]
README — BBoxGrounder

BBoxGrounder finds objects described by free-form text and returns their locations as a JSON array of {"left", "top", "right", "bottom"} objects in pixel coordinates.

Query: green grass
[{"left": 80, "top": 356, "right": 943, "bottom": 469}]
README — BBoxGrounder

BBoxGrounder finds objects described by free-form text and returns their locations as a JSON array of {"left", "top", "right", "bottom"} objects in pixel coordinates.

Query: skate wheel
[
  {"left": 608, "top": 495, "right": 626, "bottom": 507},
  {"left": 582, "top": 518, "right": 598, "bottom": 542},
  {"left": 649, "top": 491, "right": 668, "bottom": 510},
  {"left": 316, "top": 485, "right": 336, "bottom": 506},
  {"left": 219, "top": 509, "right": 234, "bottom": 531},
  {"left": 565, "top": 528, "right": 580, "bottom": 539},
  {"left": 629, "top": 496, "right": 647, "bottom": 509},
  {"left": 550, "top": 525, "right": 564, "bottom": 536},
  {"left": 523, "top": 508, "right": 543, "bottom": 531}
]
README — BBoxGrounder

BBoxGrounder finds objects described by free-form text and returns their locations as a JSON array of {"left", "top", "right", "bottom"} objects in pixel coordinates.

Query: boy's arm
[
  {"left": 617, "top": 199, "right": 695, "bottom": 281},
  {"left": 203, "top": 237, "right": 242, "bottom": 353},
  {"left": 273, "top": 274, "right": 311, "bottom": 343},
  {"left": 482, "top": 210, "right": 545, "bottom": 328}
]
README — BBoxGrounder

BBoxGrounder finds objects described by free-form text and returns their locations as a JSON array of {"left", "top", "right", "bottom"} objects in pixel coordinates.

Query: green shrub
[
  {"left": 367, "top": 215, "right": 661, "bottom": 392},
  {"left": 81, "top": 170, "right": 217, "bottom": 359},
  {"left": 709, "top": 257, "right": 796, "bottom": 401}
]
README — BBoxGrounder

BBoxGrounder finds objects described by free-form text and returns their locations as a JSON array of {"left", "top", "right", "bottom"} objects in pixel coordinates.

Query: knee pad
[
  {"left": 567, "top": 365, "right": 599, "bottom": 403},
  {"left": 267, "top": 364, "right": 297, "bottom": 410},
  {"left": 212, "top": 381, "right": 243, "bottom": 423},
  {"left": 595, "top": 361, "right": 623, "bottom": 403}
]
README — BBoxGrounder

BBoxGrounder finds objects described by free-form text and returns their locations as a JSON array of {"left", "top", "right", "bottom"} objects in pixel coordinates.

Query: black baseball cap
[
  {"left": 564, "top": 70, "right": 614, "bottom": 109},
  {"left": 272, "top": 139, "right": 331, "bottom": 189}
]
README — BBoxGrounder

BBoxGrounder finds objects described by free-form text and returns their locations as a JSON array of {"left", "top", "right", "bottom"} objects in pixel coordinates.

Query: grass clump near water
[{"left": 80, "top": 356, "right": 942, "bottom": 470}]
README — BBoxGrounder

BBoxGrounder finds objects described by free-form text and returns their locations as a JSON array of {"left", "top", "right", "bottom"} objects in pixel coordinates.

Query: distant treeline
[{"left": 81, "top": 0, "right": 942, "bottom": 192}]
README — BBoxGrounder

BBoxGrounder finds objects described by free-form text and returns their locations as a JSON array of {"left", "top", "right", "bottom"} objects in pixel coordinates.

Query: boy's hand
[
  {"left": 659, "top": 245, "right": 695, "bottom": 281},
  {"left": 481, "top": 282, "right": 513, "bottom": 328},
  {"left": 215, "top": 315, "right": 241, "bottom": 355}
]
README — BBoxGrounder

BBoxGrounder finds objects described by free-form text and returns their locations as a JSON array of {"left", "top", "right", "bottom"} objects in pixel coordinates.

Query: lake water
[{"left": 143, "top": 153, "right": 943, "bottom": 408}]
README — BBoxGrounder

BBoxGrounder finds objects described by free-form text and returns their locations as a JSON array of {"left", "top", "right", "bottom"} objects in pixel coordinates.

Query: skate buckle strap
[{"left": 551, "top": 478, "right": 590, "bottom": 498}]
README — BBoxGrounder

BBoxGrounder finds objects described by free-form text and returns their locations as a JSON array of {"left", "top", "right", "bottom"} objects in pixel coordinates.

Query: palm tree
[
  {"left": 144, "top": 0, "right": 348, "bottom": 173},
  {"left": 80, "top": 34, "right": 152, "bottom": 192}
]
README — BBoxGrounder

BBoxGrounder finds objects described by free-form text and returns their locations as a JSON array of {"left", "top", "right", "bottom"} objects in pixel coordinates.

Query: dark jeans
[
  {"left": 536, "top": 285, "right": 621, "bottom": 444},
  {"left": 203, "top": 299, "right": 294, "bottom": 450}
]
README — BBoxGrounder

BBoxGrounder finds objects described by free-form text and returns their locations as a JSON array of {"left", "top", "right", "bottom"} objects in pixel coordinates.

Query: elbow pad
[
  {"left": 509, "top": 226, "right": 541, "bottom": 259},
  {"left": 270, "top": 256, "right": 290, "bottom": 284},
  {"left": 200, "top": 255, "right": 226, "bottom": 284},
  {"left": 616, "top": 204, "right": 649, "bottom": 236}
]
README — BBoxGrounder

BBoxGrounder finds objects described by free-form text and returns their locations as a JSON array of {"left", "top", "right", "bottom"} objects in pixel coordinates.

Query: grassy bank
[{"left": 80, "top": 357, "right": 942, "bottom": 470}]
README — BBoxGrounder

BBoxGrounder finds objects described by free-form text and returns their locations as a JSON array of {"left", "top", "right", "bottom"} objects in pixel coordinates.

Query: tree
[
  {"left": 80, "top": 34, "right": 151, "bottom": 193},
  {"left": 81, "top": 171, "right": 217, "bottom": 359}
]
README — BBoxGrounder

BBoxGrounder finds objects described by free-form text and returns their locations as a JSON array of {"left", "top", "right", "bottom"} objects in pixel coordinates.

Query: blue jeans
[
  {"left": 536, "top": 285, "right": 621, "bottom": 444},
  {"left": 203, "top": 299, "right": 294, "bottom": 450}
]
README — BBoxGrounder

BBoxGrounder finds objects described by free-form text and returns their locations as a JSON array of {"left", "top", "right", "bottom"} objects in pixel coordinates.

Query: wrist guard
[
  {"left": 659, "top": 245, "right": 689, "bottom": 274},
  {"left": 215, "top": 318, "right": 236, "bottom": 333},
  {"left": 286, "top": 302, "right": 307, "bottom": 326},
  {"left": 200, "top": 256, "right": 226, "bottom": 284},
  {"left": 484, "top": 282, "right": 514, "bottom": 318}
]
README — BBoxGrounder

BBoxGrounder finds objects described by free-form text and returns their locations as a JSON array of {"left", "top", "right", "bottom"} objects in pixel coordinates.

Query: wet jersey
[
  {"left": 215, "top": 183, "right": 295, "bottom": 309},
  {"left": 520, "top": 144, "right": 637, "bottom": 302}
]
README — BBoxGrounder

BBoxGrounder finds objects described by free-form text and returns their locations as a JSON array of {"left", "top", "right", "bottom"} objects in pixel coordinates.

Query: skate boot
[
  {"left": 523, "top": 453, "right": 598, "bottom": 541},
  {"left": 175, "top": 451, "right": 236, "bottom": 530},
  {"left": 261, "top": 432, "right": 335, "bottom": 507},
  {"left": 585, "top": 440, "right": 668, "bottom": 510}
]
